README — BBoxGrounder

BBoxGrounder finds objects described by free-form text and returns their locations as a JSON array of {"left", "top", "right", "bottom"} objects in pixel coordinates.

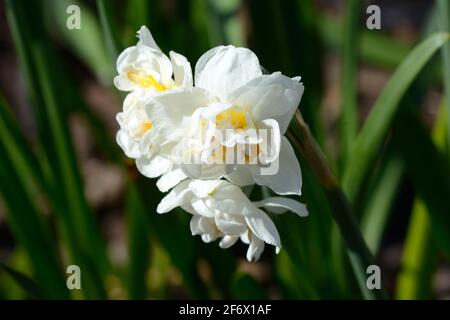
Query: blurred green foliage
[{"left": 0, "top": 0, "right": 449, "bottom": 300}]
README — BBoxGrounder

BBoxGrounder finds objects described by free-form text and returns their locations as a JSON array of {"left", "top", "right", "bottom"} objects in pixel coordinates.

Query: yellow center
[
  {"left": 135, "top": 121, "right": 153, "bottom": 136},
  {"left": 215, "top": 109, "right": 247, "bottom": 129},
  {"left": 127, "top": 71, "right": 166, "bottom": 91}
]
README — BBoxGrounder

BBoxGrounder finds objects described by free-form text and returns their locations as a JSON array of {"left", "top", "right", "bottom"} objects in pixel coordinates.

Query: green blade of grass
[
  {"left": 247, "top": 0, "right": 325, "bottom": 145},
  {"left": 0, "top": 129, "right": 68, "bottom": 298},
  {"left": 32, "top": 45, "right": 109, "bottom": 298},
  {"left": 96, "top": 0, "right": 120, "bottom": 67},
  {"left": 47, "top": 0, "right": 113, "bottom": 83},
  {"left": 289, "top": 111, "right": 386, "bottom": 300},
  {"left": 339, "top": 0, "right": 361, "bottom": 166},
  {"left": 231, "top": 272, "right": 266, "bottom": 299},
  {"left": 361, "top": 155, "right": 404, "bottom": 254},
  {"left": 437, "top": 0, "right": 450, "bottom": 160},
  {"left": 343, "top": 32, "right": 450, "bottom": 203},
  {"left": 0, "top": 261, "right": 43, "bottom": 299},
  {"left": 137, "top": 178, "right": 208, "bottom": 298},
  {"left": 393, "top": 108, "right": 450, "bottom": 255},
  {"left": 126, "top": 182, "right": 150, "bottom": 299},
  {"left": 126, "top": 0, "right": 150, "bottom": 32},
  {"left": 395, "top": 199, "right": 437, "bottom": 299},
  {"left": 0, "top": 97, "right": 45, "bottom": 193},
  {"left": 7, "top": 0, "right": 116, "bottom": 299}
]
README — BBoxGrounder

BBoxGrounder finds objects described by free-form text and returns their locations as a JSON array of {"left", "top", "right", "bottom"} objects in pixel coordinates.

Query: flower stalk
[{"left": 288, "top": 110, "right": 387, "bottom": 300}]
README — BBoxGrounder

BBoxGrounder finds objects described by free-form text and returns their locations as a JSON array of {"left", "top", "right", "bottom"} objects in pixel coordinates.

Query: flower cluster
[{"left": 114, "top": 26, "right": 308, "bottom": 261}]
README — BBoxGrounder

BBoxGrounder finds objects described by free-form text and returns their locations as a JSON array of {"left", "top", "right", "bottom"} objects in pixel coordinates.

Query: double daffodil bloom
[
  {"left": 157, "top": 179, "right": 308, "bottom": 261},
  {"left": 115, "top": 26, "right": 193, "bottom": 188},
  {"left": 114, "top": 28, "right": 309, "bottom": 261},
  {"left": 148, "top": 45, "right": 304, "bottom": 195},
  {"left": 114, "top": 26, "right": 192, "bottom": 92}
]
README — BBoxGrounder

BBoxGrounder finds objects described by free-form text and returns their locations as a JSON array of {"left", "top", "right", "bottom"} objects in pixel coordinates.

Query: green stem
[
  {"left": 289, "top": 110, "right": 387, "bottom": 299},
  {"left": 437, "top": 0, "right": 450, "bottom": 162},
  {"left": 340, "top": 0, "right": 361, "bottom": 166},
  {"left": 96, "top": 0, "right": 120, "bottom": 65},
  {"left": 395, "top": 199, "right": 436, "bottom": 299}
]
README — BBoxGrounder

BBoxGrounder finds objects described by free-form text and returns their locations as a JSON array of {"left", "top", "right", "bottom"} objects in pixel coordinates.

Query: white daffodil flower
[
  {"left": 157, "top": 179, "right": 308, "bottom": 261},
  {"left": 114, "top": 26, "right": 192, "bottom": 92},
  {"left": 116, "top": 90, "right": 158, "bottom": 159},
  {"left": 116, "top": 90, "right": 187, "bottom": 189},
  {"left": 115, "top": 26, "right": 194, "bottom": 188},
  {"left": 148, "top": 45, "right": 304, "bottom": 195}
]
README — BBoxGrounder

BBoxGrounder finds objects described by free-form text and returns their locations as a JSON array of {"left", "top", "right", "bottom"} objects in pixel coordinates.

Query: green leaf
[
  {"left": 395, "top": 199, "right": 437, "bottom": 299},
  {"left": 393, "top": 109, "right": 450, "bottom": 255},
  {"left": 339, "top": 0, "right": 361, "bottom": 166},
  {"left": 231, "top": 272, "right": 266, "bottom": 299},
  {"left": 289, "top": 113, "right": 386, "bottom": 300},
  {"left": 126, "top": 182, "right": 150, "bottom": 299},
  {"left": 0, "top": 100, "right": 68, "bottom": 298},
  {"left": 47, "top": 0, "right": 113, "bottom": 83},
  {"left": 137, "top": 178, "right": 208, "bottom": 298},
  {"left": 361, "top": 155, "right": 404, "bottom": 254},
  {"left": 96, "top": 0, "right": 120, "bottom": 65},
  {"left": 32, "top": 45, "right": 109, "bottom": 298},
  {"left": 437, "top": 0, "right": 450, "bottom": 159},
  {"left": 343, "top": 32, "right": 450, "bottom": 202},
  {"left": 0, "top": 261, "right": 43, "bottom": 299}
]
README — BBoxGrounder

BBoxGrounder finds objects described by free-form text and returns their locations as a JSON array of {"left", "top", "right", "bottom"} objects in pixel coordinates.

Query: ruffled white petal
[
  {"left": 137, "top": 26, "right": 161, "bottom": 51},
  {"left": 229, "top": 72, "right": 304, "bottom": 133},
  {"left": 252, "top": 136, "right": 302, "bottom": 195},
  {"left": 116, "top": 128, "right": 140, "bottom": 158},
  {"left": 156, "top": 168, "right": 188, "bottom": 192},
  {"left": 147, "top": 87, "right": 213, "bottom": 141},
  {"left": 215, "top": 214, "right": 247, "bottom": 235},
  {"left": 245, "top": 210, "right": 281, "bottom": 249},
  {"left": 170, "top": 51, "right": 193, "bottom": 87},
  {"left": 254, "top": 197, "right": 308, "bottom": 217},
  {"left": 195, "top": 45, "right": 262, "bottom": 100},
  {"left": 136, "top": 155, "right": 172, "bottom": 178},
  {"left": 188, "top": 179, "right": 224, "bottom": 198},
  {"left": 191, "top": 198, "right": 215, "bottom": 217},
  {"left": 157, "top": 180, "right": 192, "bottom": 213},
  {"left": 246, "top": 234, "right": 265, "bottom": 262},
  {"left": 219, "top": 235, "right": 239, "bottom": 248}
]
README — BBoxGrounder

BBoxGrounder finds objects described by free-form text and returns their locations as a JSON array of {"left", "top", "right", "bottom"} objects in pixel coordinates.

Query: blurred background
[{"left": 0, "top": 0, "right": 449, "bottom": 299}]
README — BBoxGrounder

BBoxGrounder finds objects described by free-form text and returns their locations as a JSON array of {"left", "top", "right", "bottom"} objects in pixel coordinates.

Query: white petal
[
  {"left": 219, "top": 235, "right": 239, "bottom": 248},
  {"left": 191, "top": 198, "right": 215, "bottom": 218},
  {"left": 254, "top": 197, "right": 308, "bottom": 217},
  {"left": 156, "top": 180, "right": 192, "bottom": 213},
  {"left": 258, "top": 119, "right": 281, "bottom": 164},
  {"left": 137, "top": 26, "right": 161, "bottom": 51},
  {"left": 195, "top": 45, "right": 262, "bottom": 100},
  {"left": 215, "top": 215, "right": 247, "bottom": 235},
  {"left": 205, "top": 186, "right": 256, "bottom": 216},
  {"left": 156, "top": 168, "right": 188, "bottom": 192},
  {"left": 188, "top": 179, "right": 224, "bottom": 198},
  {"left": 245, "top": 209, "right": 281, "bottom": 249},
  {"left": 116, "top": 129, "right": 140, "bottom": 158},
  {"left": 229, "top": 72, "right": 304, "bottom": 133},
  {"left": 180, "top": 163, "right": 227, "bottom": 181},
  {"left": 114, "top": 75, "right": 134, "bottom": 91},
  {"left": 170, "top": 51, "right": 193, "bottom": 87},
  {"left": 225, "top": 165, "right": 255, "bottom": 187},
  {"left": 252, "top": 136, "right": 302, "bottom": 195},
  {"left": 240, "top": 230, "right": 250, "bottom": 244},
  {"left": 201, "top": 234, "right": 218, "bottom": 243},
  {"left": 246, "top": 234, "right": 265, "bottom": 262},
  {"left": 136, "top": 155, "right": 172, "bottom": 178},
  {"left": 197, "top": 216, "right": 219, "bottom": 236},
  {"left": 190, "top": 215, "right": 201, "bottom": 235},
  {"left": 147, "top": 88, "right": 213, "bottom": 141}
]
